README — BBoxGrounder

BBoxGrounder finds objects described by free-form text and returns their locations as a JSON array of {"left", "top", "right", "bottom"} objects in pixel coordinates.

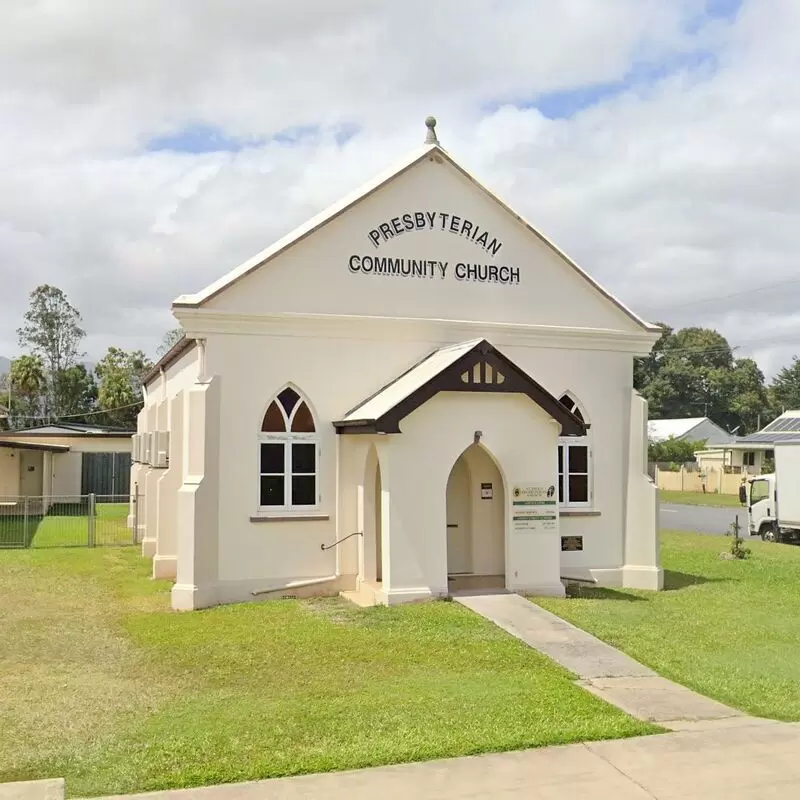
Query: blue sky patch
[
  {"left": 146, "top": 122, "right": 359, "bottom": 154},
  {"left": 146, "top": 124, "right": 261, "bottom": 154},
  {"left": 494, "top": 48, "right": 718, "bottom": 120}
]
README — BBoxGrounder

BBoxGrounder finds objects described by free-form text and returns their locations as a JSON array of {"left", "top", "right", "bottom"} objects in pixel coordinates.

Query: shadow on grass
[
  {"left": 663, "top": 569, "right": 727, "bottom": 591},
  {"left": 565, "top": 586, "right": 646, "bottom": 602}
]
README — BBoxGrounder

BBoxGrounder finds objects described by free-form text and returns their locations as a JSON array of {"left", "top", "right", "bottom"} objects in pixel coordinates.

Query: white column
[
  {"left": 171, "top": 376, "right": 221, "bottom": 611},
  {"left": 153, "top": 391, "right": 184, "bottom": 580},
  {"left": 622, "top": 391, "right": 663, "bottom": 590}
]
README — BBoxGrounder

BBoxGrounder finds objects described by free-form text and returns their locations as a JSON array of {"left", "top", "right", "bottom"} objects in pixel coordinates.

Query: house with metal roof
[
  {"left": 0, "top": 422, "right": 134, "bottom": 501},
  {"left": 694, "top": 411, "right": 799, "bottom": 475},
  {"left": 648, "top": 417, "right": 735, "bottom": 447},
  {"left": 131, "top": 117, "right": 664, "bottom": 612}
]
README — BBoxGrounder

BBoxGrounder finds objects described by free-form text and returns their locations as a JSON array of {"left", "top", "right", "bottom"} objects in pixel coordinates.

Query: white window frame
[
  {"left": 557, "top": 392, "right": 593, "bottom": 509},
  {"left": 257, "top": 392, "right": 320, "bottom": 513}
]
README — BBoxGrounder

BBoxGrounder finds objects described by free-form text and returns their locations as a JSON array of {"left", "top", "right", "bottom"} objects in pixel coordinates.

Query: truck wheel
[{"left": 760, "top": 524, "right": 777, "bottom": 542}]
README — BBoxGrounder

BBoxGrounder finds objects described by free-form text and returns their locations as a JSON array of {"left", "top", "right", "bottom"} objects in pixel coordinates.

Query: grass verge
[
  {"left": 536, "top": 531, "right": 800, "bottom": 721},
  {"left": 0, "top": 548, "right": 655, "bottom": 798},
  {"left": 659, "top": 490, "right": 743, "bottom": 508}
]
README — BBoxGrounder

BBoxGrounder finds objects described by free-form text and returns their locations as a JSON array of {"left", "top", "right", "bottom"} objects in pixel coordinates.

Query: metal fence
[{"left": 0, "top": 494, "right": 136, "bottom": 549}]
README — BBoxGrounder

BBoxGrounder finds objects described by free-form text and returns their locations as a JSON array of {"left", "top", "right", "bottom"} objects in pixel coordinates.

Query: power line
[
  {"left": 653, "top": 276, "right": 800, "bottom": 311},
  {"left": 4, "top": 402, "right": 142, "bottom": 423}
]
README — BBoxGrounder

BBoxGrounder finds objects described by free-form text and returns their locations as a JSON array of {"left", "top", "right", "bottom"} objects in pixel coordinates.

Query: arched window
[
  {"left": 558, "top": 393, "right": 591, "bottom": 508},
  {"left": 259, "top": 387, "right": 318, "bottom": 510}
]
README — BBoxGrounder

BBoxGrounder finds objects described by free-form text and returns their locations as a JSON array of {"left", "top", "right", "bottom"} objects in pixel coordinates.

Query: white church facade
[{"left": 131, "top": 118, "right": 663, "bottom": 611}]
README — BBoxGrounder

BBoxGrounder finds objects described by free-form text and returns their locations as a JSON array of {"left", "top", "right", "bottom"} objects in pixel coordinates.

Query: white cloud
[{"left": 1, "top": 0, "right": 798, "bottom": 378}]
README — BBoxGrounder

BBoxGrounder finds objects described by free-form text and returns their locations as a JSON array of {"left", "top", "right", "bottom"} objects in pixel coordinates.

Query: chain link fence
[{"left": 0, "top": 494, "right": 137, "bottom": 549}]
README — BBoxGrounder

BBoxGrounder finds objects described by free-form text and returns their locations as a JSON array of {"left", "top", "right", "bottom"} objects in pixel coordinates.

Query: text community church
[{"left": 349, "top": 209, "right": 520, "bottom": 285}]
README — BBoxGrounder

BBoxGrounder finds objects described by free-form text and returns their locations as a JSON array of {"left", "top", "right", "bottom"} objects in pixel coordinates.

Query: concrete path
[
  {"left": 90, "top": 720, "right": 796, "bottom": 799},
  {"left": 0, "top": 778, "right": 64, "bottom": 799},
  {"left": 454, "top": 592, "right": 747, "bottom": 729}
]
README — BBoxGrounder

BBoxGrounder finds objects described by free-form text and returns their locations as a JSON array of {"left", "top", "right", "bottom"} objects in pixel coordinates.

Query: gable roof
[
  {"left": 0, "top": 422, "right": 134, "bottom": 438},
  {"left": 648, "top": 418, "right": 710, "bottom": 442},
  {"left": 333, "top": 338, "right": 586, "bottom": 436},
  {"left": 0, "top": 439, "right": 70, "bottom": 453},
  {"left": 173, "top": 139, "right": 659, "bottom": 335}
]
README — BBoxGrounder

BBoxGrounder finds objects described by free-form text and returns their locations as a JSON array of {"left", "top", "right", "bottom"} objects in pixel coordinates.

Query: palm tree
[{"left": 9, "top": 355, "right": 46, "bottom": 426}]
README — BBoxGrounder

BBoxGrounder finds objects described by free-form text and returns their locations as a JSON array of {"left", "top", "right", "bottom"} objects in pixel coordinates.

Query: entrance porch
[{"left": 336, "top": 339, "right": 585, "bottom": 607}]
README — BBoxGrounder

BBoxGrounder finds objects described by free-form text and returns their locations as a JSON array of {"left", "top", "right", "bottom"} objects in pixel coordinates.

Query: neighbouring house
[
  {"left": 0, "top": 423, "right": 134, "bottom": 503},
  {"left": 648, "top": 417, "right": 735, "bottom": 448},
  {"left": 131, "top": 118, "right": 664, "bottom": 612},
  {"left": 696, "top": 410, "right": 800, "bottom": 475}
]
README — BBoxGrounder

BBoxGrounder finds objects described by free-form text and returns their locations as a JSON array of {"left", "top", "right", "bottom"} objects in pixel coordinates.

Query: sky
[{"left": 1, "top": 0, "right": 798, "bottom": 378}]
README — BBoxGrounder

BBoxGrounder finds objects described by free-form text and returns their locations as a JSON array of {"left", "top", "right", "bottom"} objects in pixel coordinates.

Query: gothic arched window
[
  {"left": 259, "top": 387, "right": 318, "bottom": 509},
  {"left": 557, "top": 393, "right": 591, "bottom": 508}
]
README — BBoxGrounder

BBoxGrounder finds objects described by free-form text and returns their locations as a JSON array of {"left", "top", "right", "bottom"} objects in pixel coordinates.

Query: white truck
[{"left": 747, "top": 441, "right": 800, "bottom": 544}]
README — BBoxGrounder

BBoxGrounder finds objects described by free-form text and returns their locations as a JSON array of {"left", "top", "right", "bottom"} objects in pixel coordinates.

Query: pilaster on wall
[
  {"left": 128, "top": 408, "right": 147, "bottom": 534},
  {"left": 142, "top": 399, "right": 168, "bottom": 559},
  {"left": 171, "top": 376, "right": 222, "bottom": 611},
  {"left": 623, "top": 391, "right": 663, "bottom": 590},
  {"left": 336, "top": 436, "right": 363, "bottom": 581},
  {"left": 154, "top": 391, "right": 184, "bottom": 581}
]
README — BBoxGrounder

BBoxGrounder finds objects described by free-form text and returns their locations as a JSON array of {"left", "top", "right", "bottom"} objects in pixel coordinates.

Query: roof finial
[{"left": 424, "top": 116, "right": 439, "bottom": 145}]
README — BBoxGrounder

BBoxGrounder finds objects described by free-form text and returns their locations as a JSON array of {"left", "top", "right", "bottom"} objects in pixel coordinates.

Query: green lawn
[
  {"left": 537, "top": 531, "right": 800, "bottom": 721},
  {"left": 0, "top": 549, "right": 655, "bottom": 798},
  {"left": 660, "top": 490, "right": 744, "bottom": 508},
  {"left": 0, "top": 503, "right": 133, "bottom": 548}
]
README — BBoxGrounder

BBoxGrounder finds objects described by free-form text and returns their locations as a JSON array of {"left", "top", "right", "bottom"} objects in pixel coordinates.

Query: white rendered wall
[
  {"left": 0, "top": 450, "right": 19, "bottom": 496},
  {"left": 194, "top": 325, "right": 639, "bottom": 601}
]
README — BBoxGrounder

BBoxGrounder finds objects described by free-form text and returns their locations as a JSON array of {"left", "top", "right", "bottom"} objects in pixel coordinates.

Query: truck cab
[{"left": 747, "top": 474, "right": 776, "bottom": 539}]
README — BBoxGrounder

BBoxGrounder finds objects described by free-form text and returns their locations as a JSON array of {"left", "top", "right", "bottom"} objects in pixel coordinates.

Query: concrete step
[{"left": 340, "top": 584, "right": 381, "bottom": 607}]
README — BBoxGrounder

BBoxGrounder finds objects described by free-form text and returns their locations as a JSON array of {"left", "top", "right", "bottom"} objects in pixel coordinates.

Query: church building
[{"left": 131, "top": 118, "right": 663, "bottom": 611}]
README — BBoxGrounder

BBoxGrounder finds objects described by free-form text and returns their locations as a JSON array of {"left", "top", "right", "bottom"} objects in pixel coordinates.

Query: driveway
[{"left": 660, "top": 503, "right": 750, "bottom": 536}]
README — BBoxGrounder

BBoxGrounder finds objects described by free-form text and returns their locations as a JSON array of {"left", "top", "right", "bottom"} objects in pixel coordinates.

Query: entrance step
[
  {"left": 447, "top": 574, "right": 505, "bottom": 593},
  {"left": 340, "top": 581, "right": 382, "bottom": 608}
]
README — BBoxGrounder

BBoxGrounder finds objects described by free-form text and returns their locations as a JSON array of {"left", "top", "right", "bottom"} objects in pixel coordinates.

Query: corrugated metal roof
[
  {"left": 341, "top": 339, "right": 483, "bottom": 423},
  {"left": 735, "top": 411, "right": 800, "bottom": 444},
  {"left": 647, "top": 418, "right": 707, "bottom": 442}
]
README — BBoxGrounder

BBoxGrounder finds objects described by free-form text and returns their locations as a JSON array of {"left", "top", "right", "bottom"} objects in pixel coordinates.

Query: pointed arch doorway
[{"left": 446, "top": 443, "right": 505, "bottom": 592}]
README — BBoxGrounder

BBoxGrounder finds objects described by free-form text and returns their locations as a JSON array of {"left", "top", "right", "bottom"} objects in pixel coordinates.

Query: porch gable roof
[{"left": 333, "top": 339, "right": 586, "bottom": 436}]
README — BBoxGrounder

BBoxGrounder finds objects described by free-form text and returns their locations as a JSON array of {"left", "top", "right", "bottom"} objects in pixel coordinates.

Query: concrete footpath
[
  {"left": 91, "top": 721, "right": 798, "bottom": 799},
  {"left": 455, "top": 592, "right": 748, "bottom": 730}
]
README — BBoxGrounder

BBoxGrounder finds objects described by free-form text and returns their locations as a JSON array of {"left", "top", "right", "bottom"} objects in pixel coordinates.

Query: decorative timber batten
[{"left": 333, "top": 339, "right": 587, "bottom": 437}]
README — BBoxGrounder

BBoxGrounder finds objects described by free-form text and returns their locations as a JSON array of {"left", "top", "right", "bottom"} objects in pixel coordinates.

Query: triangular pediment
[
  {"left": 174, "top": 138, "right": 657, "bottom": 337},
  {"left": 334, "top": 339, "right": 586, "bottom": 436}
]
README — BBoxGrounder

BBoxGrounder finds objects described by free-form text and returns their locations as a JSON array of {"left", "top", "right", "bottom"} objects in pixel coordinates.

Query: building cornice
[{"left": 172, "top": 309, "right": 659, "bottom": 355}]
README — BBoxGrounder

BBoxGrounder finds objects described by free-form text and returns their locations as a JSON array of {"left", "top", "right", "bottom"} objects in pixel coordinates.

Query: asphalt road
[{"left": 660, "top": 503, "right": 751, "bottom": 536}]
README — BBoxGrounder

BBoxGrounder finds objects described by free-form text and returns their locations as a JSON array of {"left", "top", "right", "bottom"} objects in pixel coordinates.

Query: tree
[
  {"left": 7, "top": 355, "right": 47, "bottom": 427},
  {"left": 648, "top": 437, "right": 706, "bottom": 464},
  {"left": 95, "top": 347, "right": 153, "bottom": 428},
  {"left": 156, "top": 327, "right": 184, "bottom": 358},
  {"left": 54, "top": 364, "right": 97, "bottom": 421},
  {"left": 770, "top": 356, "right": 800, "bottom": 413},
  {"left": 635, "top": 326, "right": 768, "bottom": 435},
  {"left": 17, "top": 285, "right": 85, "bottom": 415}
]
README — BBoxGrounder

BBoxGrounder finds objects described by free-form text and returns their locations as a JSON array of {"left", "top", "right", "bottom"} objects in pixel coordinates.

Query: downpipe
[{"left": 251, "top": 574, "right": 339, "bottom": 597}]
